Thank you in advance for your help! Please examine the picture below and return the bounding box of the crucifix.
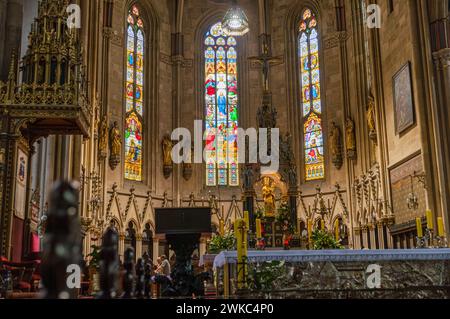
[248,35,283,93]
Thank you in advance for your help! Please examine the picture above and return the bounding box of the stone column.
[0,0,7,74]
[118,232,125,262]
[135,234,143,258]
[152,238,159,263]
[1,0,23,81]
[428,0,450,238]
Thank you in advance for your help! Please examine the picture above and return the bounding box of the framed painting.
[393,62,415,135]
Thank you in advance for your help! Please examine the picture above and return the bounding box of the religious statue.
[329,122,343,169]
[162,135,173,179]
[243,165,255,190]
[262,176,276,217]
[367,93,377,144]
[182,144,193,181]
[345,118,357,160]
[257,103,277,129]
[286,166,298,188]
[98,115,108,160]
[109,121,121,170]
[280,132,295,165]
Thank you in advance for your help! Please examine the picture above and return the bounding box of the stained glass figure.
[125,5,144,181]
[204,22,239,186]
[299,9,325,181]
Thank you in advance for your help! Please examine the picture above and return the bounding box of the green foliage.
[87,245,101,270]
[207,232,236,254]
[275,201,294,233]
[311,229,343,250]
[248,260,287,292]
[254,206,265,220]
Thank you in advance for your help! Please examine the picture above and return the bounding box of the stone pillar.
[428,1,450,239]
[152,238,159,263]
[0,0,7,74]
[288,190,298,233]
[118,232,125,262]
[1,0,23,81]
[135,234,143,259]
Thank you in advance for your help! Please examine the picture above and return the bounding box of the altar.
[212,249,450,299]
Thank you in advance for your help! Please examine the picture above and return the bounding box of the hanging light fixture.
[222,0,250,36]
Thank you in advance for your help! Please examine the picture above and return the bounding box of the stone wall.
[389,154,426,225]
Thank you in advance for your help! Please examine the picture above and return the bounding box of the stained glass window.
[125,5,144,181]
[204,22,239,187]
[299,9,325,181]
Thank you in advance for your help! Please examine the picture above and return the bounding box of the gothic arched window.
[204,22,239,187]
[124,5,144,181]
[299,9,325,181]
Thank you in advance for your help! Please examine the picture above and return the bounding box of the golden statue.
[262,176,276,217]
[345,118,357,160]
[329,121,343,169]
[109,121,121,170]
[162,135,173,178]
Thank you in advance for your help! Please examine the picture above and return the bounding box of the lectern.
[155,207,211,297]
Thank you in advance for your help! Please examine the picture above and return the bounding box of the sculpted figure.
[109,121,121,170]
[345,118,357,160]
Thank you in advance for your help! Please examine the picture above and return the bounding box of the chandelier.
[222,1,250,36]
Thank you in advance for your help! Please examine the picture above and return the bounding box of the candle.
[426,210,434,230]
[219,219,225,236]
[234,219,240,235]
[416,218,423,238]
[335,219,340,241]
[256,219,262,238]
[307,219,313,242]
[244,211,249,231]
[321,219,325,231]
[437,217,445,237]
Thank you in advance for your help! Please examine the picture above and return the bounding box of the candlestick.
[244,211,249,231]
[416,217,423,238]
[437,217,445,237]
[256,219,262,238]
[219,219,225,236]
[307,219,313,243]
[426,210,434,230]
[321,219,325,231]
[235,219,247,289]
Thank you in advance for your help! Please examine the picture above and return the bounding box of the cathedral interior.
[0,0,450,299]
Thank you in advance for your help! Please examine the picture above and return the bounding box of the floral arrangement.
[207,232,236,254]
[311,229,343,250]
[275,201,294,234]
